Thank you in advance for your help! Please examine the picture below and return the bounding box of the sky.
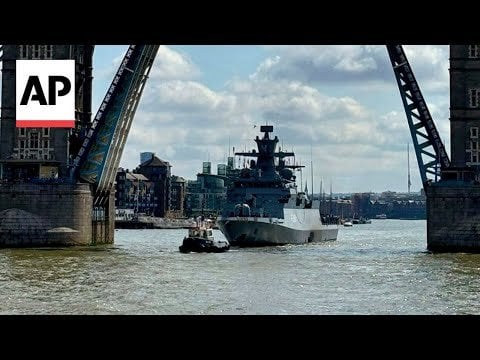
[3,45,451,193]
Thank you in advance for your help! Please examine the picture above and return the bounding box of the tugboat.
[179,218,230,253]
[217,125,339,246]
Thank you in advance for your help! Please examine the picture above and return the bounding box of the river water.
[1,219,480,314]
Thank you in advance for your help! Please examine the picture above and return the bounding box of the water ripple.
[1,220,480,314]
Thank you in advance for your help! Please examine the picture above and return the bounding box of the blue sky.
[90,45,450,193]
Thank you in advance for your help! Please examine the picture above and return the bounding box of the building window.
[19,128,26,136]
[471,127,479,139]
[43,140,49,148]
[30,133,39,148]
[469,89,480,108]
[43,128,50,136]
[19,140,25,149]
[469,45,480,58]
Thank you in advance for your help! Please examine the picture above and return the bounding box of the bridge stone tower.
[0,45,114,247]
[449,45,480,171]
[0,45,93,180]
[425,45,480,252]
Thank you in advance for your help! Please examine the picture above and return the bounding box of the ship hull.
[217,216,338,246]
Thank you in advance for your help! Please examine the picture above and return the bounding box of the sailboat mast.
[408,142,411,194]
[299,158,303,190]
[310,144,314,201]
[329,181,333,215]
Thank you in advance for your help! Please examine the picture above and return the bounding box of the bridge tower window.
[32,45,41,59]
[467,128,480,165]
[469,45,480,58]
[469,89,480,108]
[471,127,478,139]
[45,45,53,59]
[29,133,39,149]
[19,45,28,59]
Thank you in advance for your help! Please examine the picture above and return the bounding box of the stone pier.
[426,182,480,252]
[0,183,114,247]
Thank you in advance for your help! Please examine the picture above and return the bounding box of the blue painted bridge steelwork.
[71,45,159,205]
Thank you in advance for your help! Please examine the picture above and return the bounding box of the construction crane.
[386,45,450,188]
[70,45,160,205]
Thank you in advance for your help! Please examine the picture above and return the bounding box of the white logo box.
[16,60,75,128]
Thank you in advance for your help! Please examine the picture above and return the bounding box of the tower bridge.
[1,44,479,251]
[388,45,480,252]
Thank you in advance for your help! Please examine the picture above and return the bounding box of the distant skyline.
[3,45,451,193]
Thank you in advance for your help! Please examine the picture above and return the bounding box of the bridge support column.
[426,182,480,252]
[0,183,93,246]
[92,190,115,245]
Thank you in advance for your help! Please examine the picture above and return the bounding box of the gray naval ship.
[217,125,339,246]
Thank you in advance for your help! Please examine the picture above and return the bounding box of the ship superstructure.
[217,125,338,246]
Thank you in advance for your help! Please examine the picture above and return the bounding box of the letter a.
[20,76,47,105]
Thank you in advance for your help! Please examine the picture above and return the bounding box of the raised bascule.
[0,45,159,246]
[388,45,480,252]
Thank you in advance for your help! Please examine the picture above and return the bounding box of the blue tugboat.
[217,125,339,246]
[179,219,230,253]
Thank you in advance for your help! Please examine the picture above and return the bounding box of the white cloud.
[150,46,201,81]
[91,45,452,193]
[256,45,449,93]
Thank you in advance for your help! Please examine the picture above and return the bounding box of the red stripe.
[16,120,75,128]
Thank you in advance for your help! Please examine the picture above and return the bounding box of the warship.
[217,125,339,246]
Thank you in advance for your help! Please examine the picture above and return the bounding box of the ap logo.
[16,60,75,128]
